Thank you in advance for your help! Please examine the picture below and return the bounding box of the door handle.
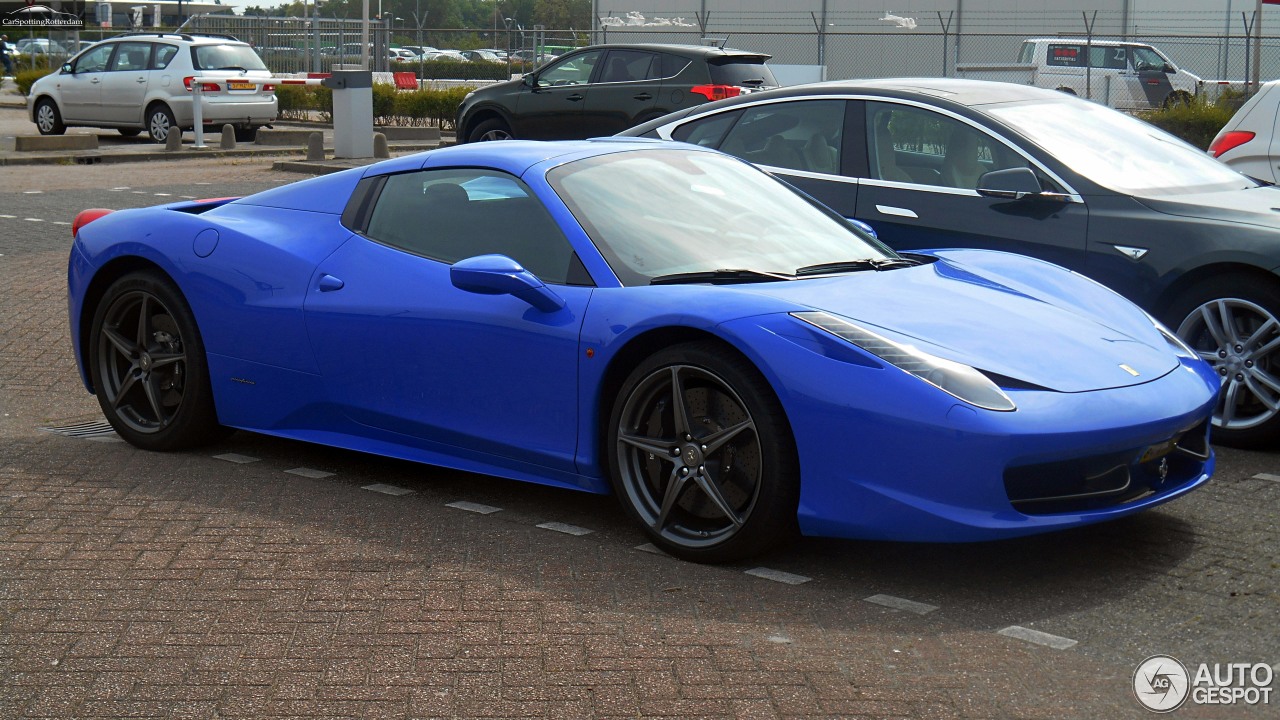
[875,204,919,219]
[90,78,100,84]
[633,92,653,100]
[136,77,147,83]
[317,274,344,292]
[566,94,584,102]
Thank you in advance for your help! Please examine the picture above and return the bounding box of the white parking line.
[1253,473,1280,483]
[362,483,414,496]
[445,500,502,514]
[131,191,147,194]
[212,453,260,464]
[536,522,594,536]
[153,193,172,197]
[111,187,130,191]
[52,221,70,226]
[997,626,1078,649]
[284,467,334,479]
[864,594,939,615]
[745,567,812,585]
[0,215,14,218]
[22,190,42,194]
[180,195,197,199]
[24,218,43,222]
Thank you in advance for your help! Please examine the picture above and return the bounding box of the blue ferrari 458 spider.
[68,139,1218,562]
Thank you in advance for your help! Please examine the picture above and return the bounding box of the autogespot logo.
[1134,655,1190,713]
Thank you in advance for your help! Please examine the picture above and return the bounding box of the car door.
[854,100,1090,271]
[580,49,660,135]
[514,49,603,139]
[303,168,594,473]
[57,43,114,122]
[100,41,153,123]
[1088,44,1140,108]
[707,98,858,214]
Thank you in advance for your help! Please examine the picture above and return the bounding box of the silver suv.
[28,32,277,143]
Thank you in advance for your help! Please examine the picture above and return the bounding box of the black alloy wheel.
[609,342,798,562]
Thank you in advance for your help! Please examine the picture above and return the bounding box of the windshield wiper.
[739,78,766,86]
[794,257,919,276]
[650,268,794,285]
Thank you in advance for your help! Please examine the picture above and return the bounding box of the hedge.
[16,67,54,96]
[276,83,475,129]
[1137,92,1241,150]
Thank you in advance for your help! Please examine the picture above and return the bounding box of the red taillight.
[71,208,113,237]
[183,76,221,92]
[262,83,276,92]
[690,84,743,102]
[1209,130,1256,158]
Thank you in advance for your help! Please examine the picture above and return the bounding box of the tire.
[468,117,513,143]
[34,98,65,135]
[607,342,799,562]
[1165,276,1280,448]
[1163,91,1193,109]
[88,272,227,451]
[146,104,178,143]
[118,128,142,137]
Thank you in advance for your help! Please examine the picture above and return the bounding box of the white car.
[1210,79,1280,183]
[28,33,277,142]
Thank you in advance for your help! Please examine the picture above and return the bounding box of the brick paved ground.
[0,157,1276,718]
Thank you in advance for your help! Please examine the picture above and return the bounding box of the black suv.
[455,43,776,143]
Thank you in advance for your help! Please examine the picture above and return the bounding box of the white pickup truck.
[957,38,1232,110]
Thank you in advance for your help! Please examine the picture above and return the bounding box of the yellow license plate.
[228,81,255,90]
[1140,438,1178,463]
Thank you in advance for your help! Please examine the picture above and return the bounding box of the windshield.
[193,44,269,72]
[986,99,1254,196]
[547,149,895,286]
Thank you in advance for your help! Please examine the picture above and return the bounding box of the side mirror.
[1164,63,1176,74]
[450,254,565,313]
[61,62,73,73]
[976,167,1042,200]
[521,74,535,88]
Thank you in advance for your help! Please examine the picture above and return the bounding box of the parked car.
[389,48,417,62]
[458,49,502,63]
[956,38,1224,110]
[1210,79,1280,183]
[28,32,276,143]
[475,47,509,60]
[624,78,1280,447]
[400,45,439,57]
[15,38,70,56]
[457,43,777,143]
[67,140,1216,561]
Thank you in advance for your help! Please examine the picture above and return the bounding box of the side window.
[536,50,602,87]
[1018,42,1034,64]
[73,44,114,73]
[866,102,1029,190]
[110,42,153,72]
[1046,44,1085,67]
[152,44,179,70]
[718,100,844,174]
[364,169,589,285]
[1088,46,1127,70]
[652,52,691,80]
[671,109,743,148]
[598,50,655,84]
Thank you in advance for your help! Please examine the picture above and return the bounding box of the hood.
[740,254,1178,393]
[1135,184,1280,230]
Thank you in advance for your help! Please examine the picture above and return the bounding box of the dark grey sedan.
[623,78,1280,448]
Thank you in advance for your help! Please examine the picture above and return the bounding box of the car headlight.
[792,311,1017,412]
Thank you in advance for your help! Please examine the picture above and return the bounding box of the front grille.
[1004,420,1209,515]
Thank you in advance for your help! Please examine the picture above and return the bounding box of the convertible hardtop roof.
[364,137,690,178]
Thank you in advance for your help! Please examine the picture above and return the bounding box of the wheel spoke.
[700,419,754,455]
[102,326,137,358]
[1243,316,1279,352]
[655,470,690,531]
[142,374,166,425]
[1199,303,1230,347]
[1247,333,1280,362]
[1249,365,1280,398]
[1215,301,1243,345]
[669,367,693,438]
[135,295,151,348]
[1220,378,1242,425]
[692,471,743,528]
[112,371,139,410]
[1243,373,1280,412]
[148,351,185,370]
[618,431,673,459]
